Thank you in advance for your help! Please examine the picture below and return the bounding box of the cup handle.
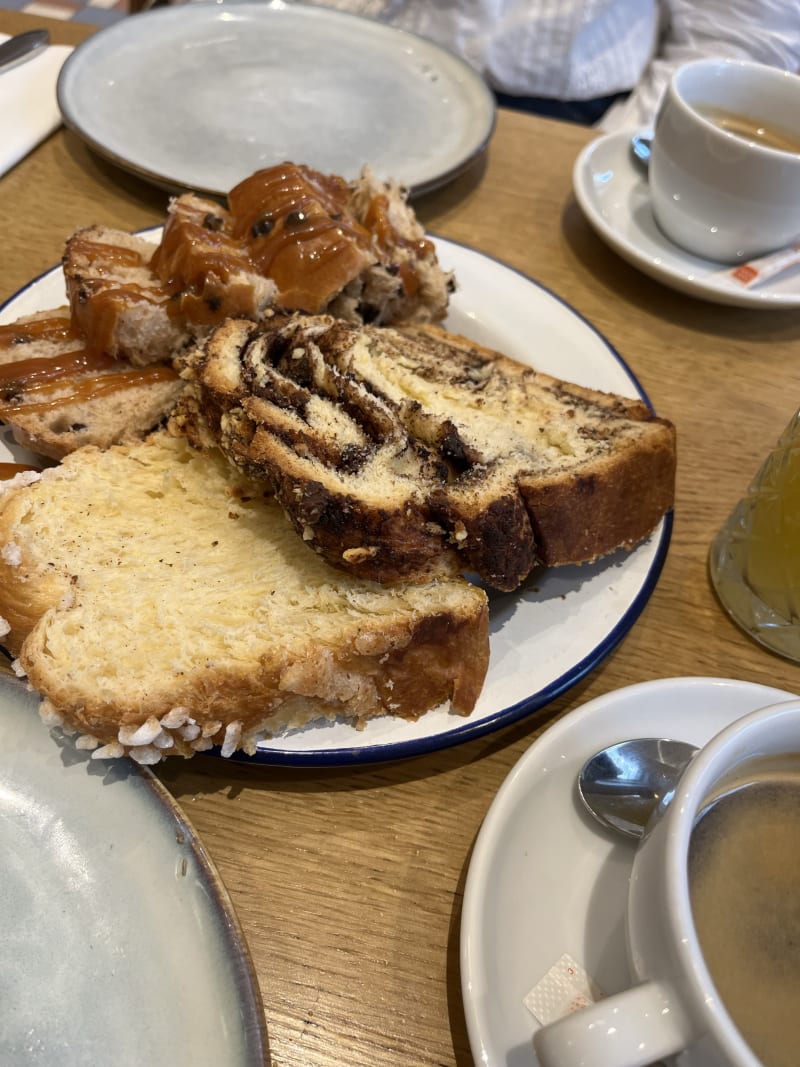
[532,980,697,1067]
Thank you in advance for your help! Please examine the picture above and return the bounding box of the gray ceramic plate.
[0,674,268,1065]
[56,0,496,197]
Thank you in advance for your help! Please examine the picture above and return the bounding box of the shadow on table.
[445,830,482,1067]
[412,150,490,230]
[154,666,600,804]
[61,128,173,210]
[61,124,491,221]
[444,804,544,1067]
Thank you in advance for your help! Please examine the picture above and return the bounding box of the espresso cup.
[649,58,800,262]
[533,698,800,1067]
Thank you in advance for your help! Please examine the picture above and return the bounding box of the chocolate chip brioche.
[177,315,676,591]
[0,432,488,763]
[0,308,184,460]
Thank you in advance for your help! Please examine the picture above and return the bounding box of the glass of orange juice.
[709,409,800,661]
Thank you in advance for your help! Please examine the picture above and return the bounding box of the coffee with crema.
[688,753,800,1067]
[696,104,800,154]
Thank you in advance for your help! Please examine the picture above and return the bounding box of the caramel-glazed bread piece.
[150,191,278,326]
[222,163,452,324]
[62,221,276,366]
[0,308,183,460]
[0,432,489,763]
[63,226,191,366]
[63,164,451,370]
[178,315,676,591]
[154,163,451,325]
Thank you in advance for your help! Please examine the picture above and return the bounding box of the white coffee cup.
[649,58,800,263]
[532,697,800,1067]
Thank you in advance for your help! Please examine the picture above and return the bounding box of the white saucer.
[573,130,800,308]
[460,676,799,1066]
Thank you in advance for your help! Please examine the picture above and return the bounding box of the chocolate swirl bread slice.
[0,432,488,763]
[0,308,184,460]
[177,315,676,591]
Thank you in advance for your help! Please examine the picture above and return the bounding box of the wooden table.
[3,12,800,1067]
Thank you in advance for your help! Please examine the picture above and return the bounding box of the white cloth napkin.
[0,34,73,178]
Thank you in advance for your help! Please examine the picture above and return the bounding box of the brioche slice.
[0,307,184,460]
[0,432,489,763]
[177,315,676,591]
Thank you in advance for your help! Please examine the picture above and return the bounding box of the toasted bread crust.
[519,427,677,565]
[180,315,676,590]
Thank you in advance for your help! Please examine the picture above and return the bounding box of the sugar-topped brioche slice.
[177,315,676,591]
[0,432,488,763]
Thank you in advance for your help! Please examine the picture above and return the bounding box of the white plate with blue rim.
[0,674,267,1065]
[56,0,496,198]
[0,233,672,766]
[573,129,800,308]
[461,676,800,1067]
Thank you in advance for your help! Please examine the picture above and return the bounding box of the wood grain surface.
[3,12,800,1067]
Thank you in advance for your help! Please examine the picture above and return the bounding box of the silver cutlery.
[631,132,653,168]
[0,29,50,74]
[577,736,698,839]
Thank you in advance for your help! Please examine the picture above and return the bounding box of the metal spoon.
[631,133,652,169]
[0,29,50,74]
[577,737,698,840]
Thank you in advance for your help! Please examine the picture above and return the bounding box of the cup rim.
[668,58,800,161]
[663,697,800,1065]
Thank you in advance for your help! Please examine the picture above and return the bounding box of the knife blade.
[0,29,50,74]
